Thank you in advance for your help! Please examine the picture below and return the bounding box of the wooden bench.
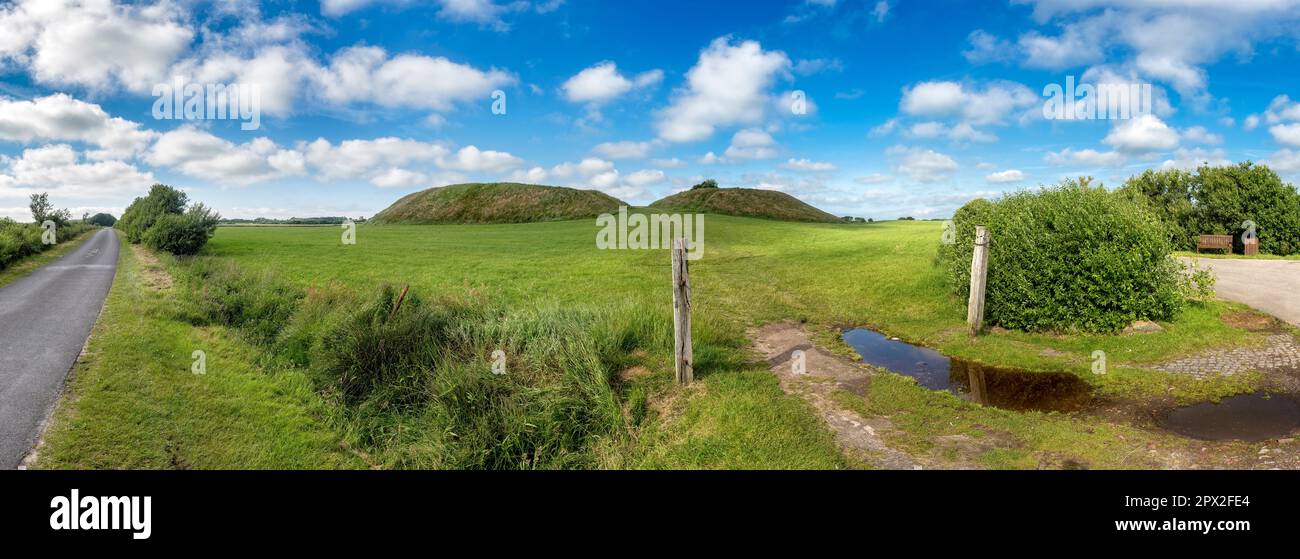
[1196,234,1233,253]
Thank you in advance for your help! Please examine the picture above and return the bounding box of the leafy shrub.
[939,178,1184,333]
[143,204,220,255]
[0,218,92,271]
[690,179,718,190]
[1179,259,1217,305]
[120,185,221,255]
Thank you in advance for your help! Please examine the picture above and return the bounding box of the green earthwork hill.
[648,187,839,223]
[370,182,627,224]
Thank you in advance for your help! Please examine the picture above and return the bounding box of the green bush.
[142,204,220,256]
[120,185,221,255]
[939,179,1184,333]
[0,218,92,271]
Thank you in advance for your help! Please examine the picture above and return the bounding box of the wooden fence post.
[967,225,989,335]
[671,238,694,384]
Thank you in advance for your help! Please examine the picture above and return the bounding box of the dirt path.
[751,322,923,469]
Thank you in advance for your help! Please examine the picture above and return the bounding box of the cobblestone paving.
[1154,334,1300,378]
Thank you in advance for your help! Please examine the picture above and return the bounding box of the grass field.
[35,216,1283,469]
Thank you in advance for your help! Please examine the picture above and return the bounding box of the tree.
[29,192,71,226]
[117,184,189,243]
[87,213,117,227]
[690,179,719,190]
[1120,162,1300,255]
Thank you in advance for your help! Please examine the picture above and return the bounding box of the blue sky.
[2,0,1300,221]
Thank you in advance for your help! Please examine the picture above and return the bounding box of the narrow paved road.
[1181,256,1300,327]
[0,229,118,468]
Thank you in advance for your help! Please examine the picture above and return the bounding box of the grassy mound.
[370,182,626,224]
[648,188,839,223]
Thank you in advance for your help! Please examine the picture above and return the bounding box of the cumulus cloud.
[0,144,154,197]
[302,137,448,180]
[1103,114,1179,153]
[0,94,155,159]
[438,145,522,173]
[562,62,662,104]
[1044,147,1126,167]
[1161,147,1231,170]
[655,37,791,142]
[592,140,654,159]
[897,80,1037,134]
[723,128,779,160]
[783,158,836,172]
[147,126,304,185]
[999,1,1300,101]
[887,145,958,182]
[0,0,193,93]
[311,45,516,113]
[985,169,1025,183]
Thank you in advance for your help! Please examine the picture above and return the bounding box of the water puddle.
[841,328,1092,413]
[1161,393,1300,442]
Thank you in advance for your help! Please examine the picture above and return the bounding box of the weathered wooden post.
[671,237,694,384]
[966,225,989,335]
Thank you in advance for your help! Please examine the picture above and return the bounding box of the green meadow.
[35,216,1277,469]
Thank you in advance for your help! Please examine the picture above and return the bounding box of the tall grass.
[175,257,704,469]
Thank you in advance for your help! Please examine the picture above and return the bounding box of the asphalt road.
[1181,256,1300,327]
[0,228,118,469]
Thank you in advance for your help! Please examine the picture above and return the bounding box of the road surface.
[0,229,118,469]
[1182,256,1300,327]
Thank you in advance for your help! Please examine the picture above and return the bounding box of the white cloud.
[561,61,662,104]
[593,140,653,159]
[0,0,193,93]
[652,157,687,168]
[723,128,779,160]
[1044,147,1126,167]
[655,37,791,142]
[1266,149,1300,173]
[887,145,958,182]
[312,45,516,113]
[1181,125,1222,145]
[1103,114,1179,153]
[0,94,155,159]
[906,121,997,142]
[899,80,1037,126]
[1269,124,1300,147]
[321,0,554,30]
[438,145,522,173]
[1244,114,1261,130]
[0,144,154,198]
[1161,147,1230,170]
[986,169,1025,183]
[303,137,448,180]
[783,158,836,171]
[872,1,890,22]
[625,169,666,187]
[1009,1,1300,100]
[147,126,304,185]
[370,168,429,188]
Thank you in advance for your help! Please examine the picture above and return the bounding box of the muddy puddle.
[841,328,1092,413]
[1161,393,1300,441]
[842,326,1300,441]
